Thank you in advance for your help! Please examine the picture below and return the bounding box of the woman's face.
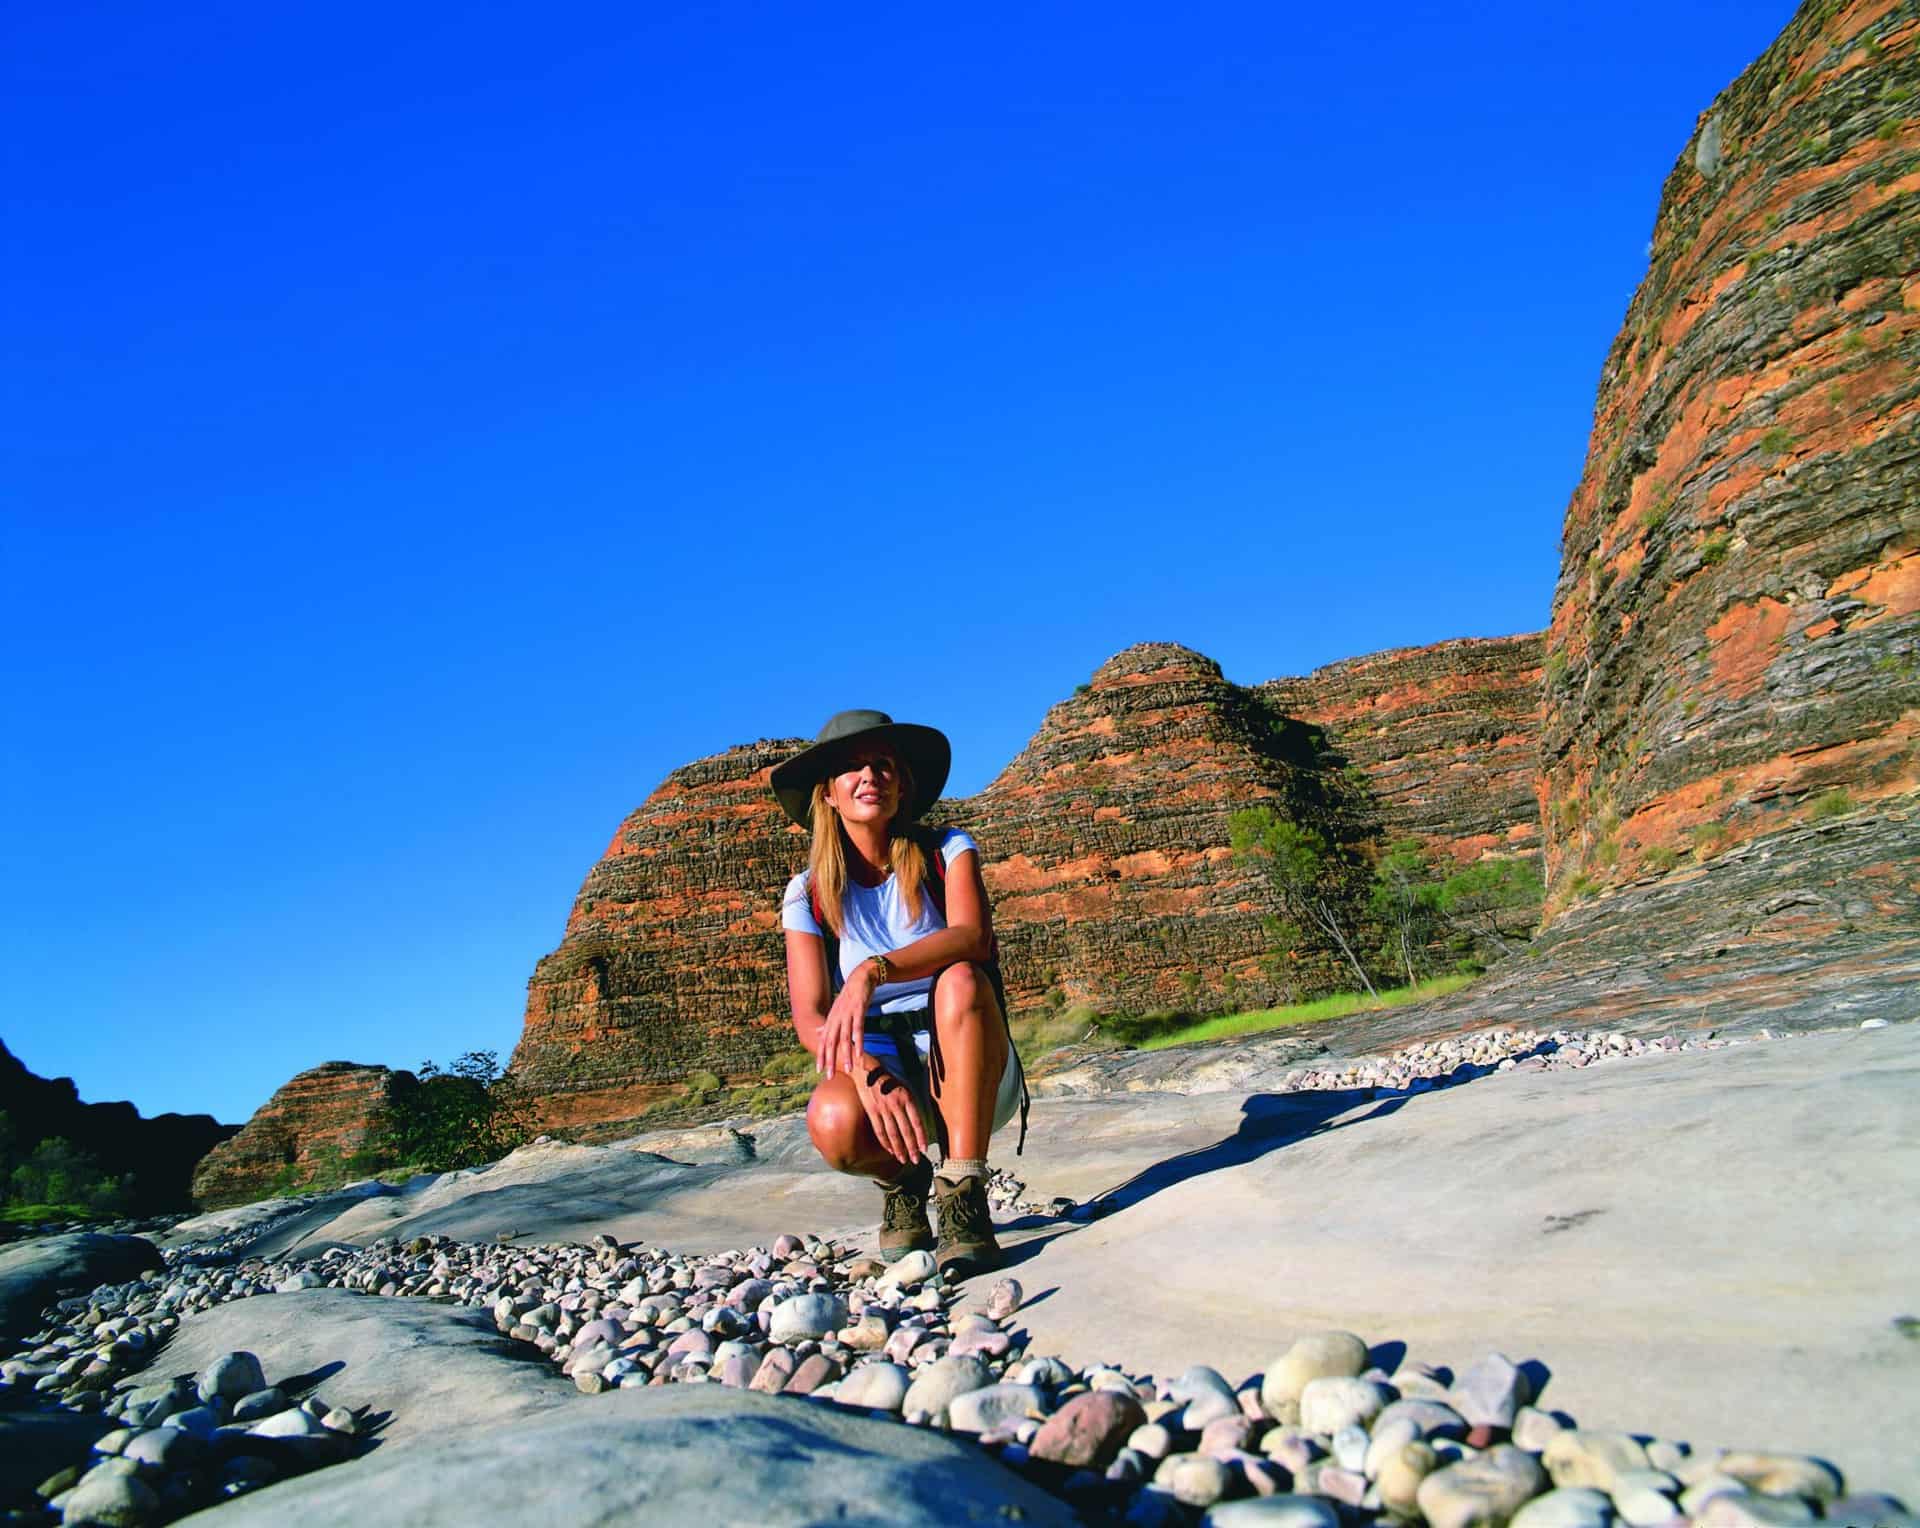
[825,745,903,829]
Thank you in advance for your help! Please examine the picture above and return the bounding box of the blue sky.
[3,1,1797,1124]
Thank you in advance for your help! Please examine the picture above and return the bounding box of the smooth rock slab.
[202,1385,1076,1527]
[0,1413,115,1500]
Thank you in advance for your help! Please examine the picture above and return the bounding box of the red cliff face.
[1542,0,1919,912]
[506,638,1547,1133]
[189,1062,411,1210]
[507,740,812,1132]
[1257,634,1545,870]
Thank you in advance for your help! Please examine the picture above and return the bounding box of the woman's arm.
[785,928,833,1061]
[873,846,993,981]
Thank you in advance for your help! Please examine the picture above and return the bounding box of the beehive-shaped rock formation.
[190,1062,412,1209]
[1542,0,1918,905]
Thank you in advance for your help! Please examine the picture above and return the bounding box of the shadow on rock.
[1092,1087,1411,1214]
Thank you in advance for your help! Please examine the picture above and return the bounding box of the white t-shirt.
[781,828,980,1033]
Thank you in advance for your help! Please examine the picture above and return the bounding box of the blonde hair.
[806,755,928,937]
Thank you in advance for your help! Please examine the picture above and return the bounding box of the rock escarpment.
[509,741,811,1132]
[0,1041,234,1216]
[507,638,1547,1133]
[190,1063,413,1210]
[1256,634,1546,869]
[1541,0,1918,912]
[967,643,1358,1018]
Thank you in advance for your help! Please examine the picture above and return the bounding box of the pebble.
[1418,1445,1550,1528]
[901,1356,995,1424]
[1695,1495,1818,1528]
[1713,1452,1843,1502]
[1157,1452,1234,1508]
[1301,1377,1392,1436]
[1512,1406,1566,1452]
[1375,1398,1469,1441]
[1201,1496,1342,1528]
[830,1360,908,1411]
[1378,1439,1441,1516]
[1544,1432,1651,1491]
[986,1278,1024,1320]
[947,1383,1047,1435]
[1260,1332,1369,1420]
[1030,1390,1148,1469]
[61,1464,161,1526]
[1172,1364,1244,1429]
[768,1292,845,1343]
[877,1250,936,1291]
[195,1351,266,1405]
[1510,1488,1617,1528]
[1452,1353,1530,1429]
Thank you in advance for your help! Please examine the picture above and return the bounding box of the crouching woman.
[771,709,1024,1279]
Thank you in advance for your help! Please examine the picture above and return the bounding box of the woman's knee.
[805,1078,865,1172]
[932,961,992,1021]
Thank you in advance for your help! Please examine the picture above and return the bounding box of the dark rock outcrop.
[0,1041,235,1216]
[189,1063,413,1210]
[0,1233,164,1345]
[1541,0,1919,912]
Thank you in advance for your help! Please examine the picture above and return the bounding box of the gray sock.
[936,1156,987,1185]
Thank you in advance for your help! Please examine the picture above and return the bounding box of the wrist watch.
[869,953,892,986]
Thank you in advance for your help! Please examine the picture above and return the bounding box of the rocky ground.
[0,1017,1914,1525]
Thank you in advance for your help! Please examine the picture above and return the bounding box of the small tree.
[1369,838,1442,987]
[1230,807,1377,997]
[1436,858,1544,957]
[387,1051,538,1173]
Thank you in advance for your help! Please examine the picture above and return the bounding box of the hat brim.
[769,722,951,828]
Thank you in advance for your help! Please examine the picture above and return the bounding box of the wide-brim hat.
[769,709,952,828]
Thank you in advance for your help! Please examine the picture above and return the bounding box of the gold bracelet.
[870,953,892,985]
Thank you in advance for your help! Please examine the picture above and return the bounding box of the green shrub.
[383,1052,538,1174]
[1808,788,1854,820]
[1643,845,1682,872]
[1760,427,1795,455]
[1692,823,1731,861]
[1700,532,1732,566]
[684,1070,722,1094]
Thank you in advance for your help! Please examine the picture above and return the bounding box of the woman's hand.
[855,1060,928,1167]
[816,959,882,1081]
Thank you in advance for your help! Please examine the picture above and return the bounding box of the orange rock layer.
[1541,0,1920,910]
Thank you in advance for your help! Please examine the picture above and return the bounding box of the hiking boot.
[878,1156,934,1263]
[933,1173,1002,1280]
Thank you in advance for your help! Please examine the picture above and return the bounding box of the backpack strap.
[919,828,1031,1157]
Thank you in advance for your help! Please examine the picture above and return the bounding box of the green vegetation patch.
[1134,975,1476,1053]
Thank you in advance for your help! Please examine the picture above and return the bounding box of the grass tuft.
[1133,975,1475,1053]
